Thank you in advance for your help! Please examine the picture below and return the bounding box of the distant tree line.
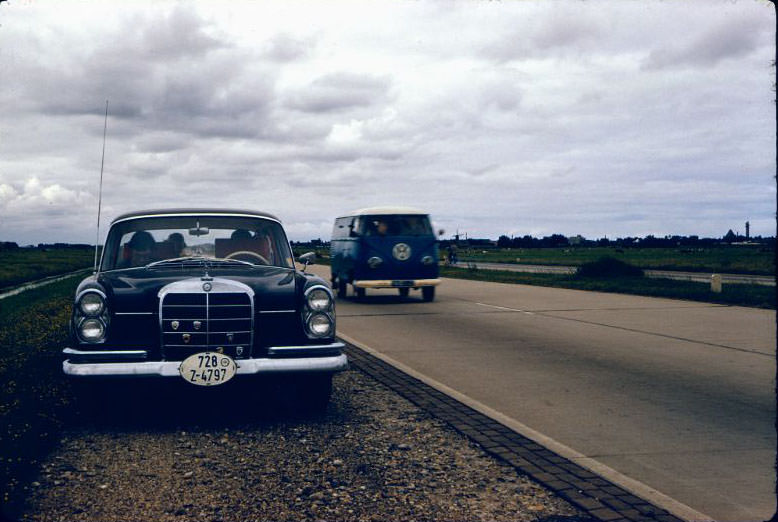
[0,242,93,251]
[36,243,93,250]
[492,231,774,249]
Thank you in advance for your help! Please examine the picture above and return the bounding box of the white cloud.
[0,0,773,244]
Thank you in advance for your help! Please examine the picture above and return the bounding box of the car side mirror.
[298,251,316,271]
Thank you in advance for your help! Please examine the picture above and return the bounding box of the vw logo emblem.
[392,243,411,261]
[202,282,212,292]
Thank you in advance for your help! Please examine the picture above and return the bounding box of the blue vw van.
[330,207,441,301]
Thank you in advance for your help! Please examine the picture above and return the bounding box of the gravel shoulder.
[22,369,585,521]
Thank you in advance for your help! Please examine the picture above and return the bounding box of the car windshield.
[360,215,433,237]
[101,215,294,270]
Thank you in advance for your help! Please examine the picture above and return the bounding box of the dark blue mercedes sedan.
[63,209,346,411]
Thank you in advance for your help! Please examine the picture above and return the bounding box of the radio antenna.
[93,100,108,274]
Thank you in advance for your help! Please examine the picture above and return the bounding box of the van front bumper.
[353,278,441,289]
[62,344,348,377]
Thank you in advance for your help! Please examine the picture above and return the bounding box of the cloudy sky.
[0,0,774,244]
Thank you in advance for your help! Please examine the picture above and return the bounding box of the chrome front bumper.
[62,343,348,377]
[353,278,441,289]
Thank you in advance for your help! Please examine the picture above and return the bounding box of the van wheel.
[337,277,347,298]
[398,288,409,297]
[422,287,435,302]
[355,287,366,299]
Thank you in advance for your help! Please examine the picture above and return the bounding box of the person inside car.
[120,230,156,268]
[166,232,186,257]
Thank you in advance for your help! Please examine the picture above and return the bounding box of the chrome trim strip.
[63,347,148,360]
[164,344,248,348]
[114,312,155,316]
[163,314,251,318]
[63,354,348,377]
[258,310,296,314]
[163,330,251,335]
[163,304,250,307]
[111,213,283,227]
[267,342,344,355]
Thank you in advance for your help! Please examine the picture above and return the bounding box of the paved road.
[465,261,776,286]
[311,266,776,522]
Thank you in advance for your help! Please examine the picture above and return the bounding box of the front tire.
[355,286,366,299]
[337,277,347,298]
[422,286,435,302]
[297,374,333,414]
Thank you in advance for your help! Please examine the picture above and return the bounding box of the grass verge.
[440,266,776,309]
[459,246,775,275]
[0,248,93,289]
[0,277,79,518]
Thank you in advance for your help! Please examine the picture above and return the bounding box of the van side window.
[332,217,353,240]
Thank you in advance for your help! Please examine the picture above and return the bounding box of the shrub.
[577,256,644,278]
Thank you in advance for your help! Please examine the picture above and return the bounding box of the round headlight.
[307,313,333,337]
[79,292,105,316]
[307,288,331,311]
[79,318,105,342]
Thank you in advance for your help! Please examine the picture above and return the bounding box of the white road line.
[338,331,715,522]
[0,269,90,300]
[474,302,535,314]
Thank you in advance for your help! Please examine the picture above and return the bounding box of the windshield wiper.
[145,256,209,269]
[146,257,256,269]
[208,258,255,267]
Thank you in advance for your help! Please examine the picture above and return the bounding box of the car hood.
[97,266,298,313]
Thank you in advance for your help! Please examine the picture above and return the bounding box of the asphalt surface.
[465,262,776,286]
[311,266,776,522]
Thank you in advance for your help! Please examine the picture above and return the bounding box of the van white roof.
[344,206,428,217]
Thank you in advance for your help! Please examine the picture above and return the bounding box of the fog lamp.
[79,318,105,342]
[307,313,333,338]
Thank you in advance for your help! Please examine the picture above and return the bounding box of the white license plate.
[179,352,237,386]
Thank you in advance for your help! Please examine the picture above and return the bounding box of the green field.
[0,277,79,514]
[456,246,775,275]
[0,248,94,289]
[440,266,775,309]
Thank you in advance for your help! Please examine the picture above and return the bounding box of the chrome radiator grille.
[159,278,254,361]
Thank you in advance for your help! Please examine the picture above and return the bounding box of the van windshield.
[360,215,433,237]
